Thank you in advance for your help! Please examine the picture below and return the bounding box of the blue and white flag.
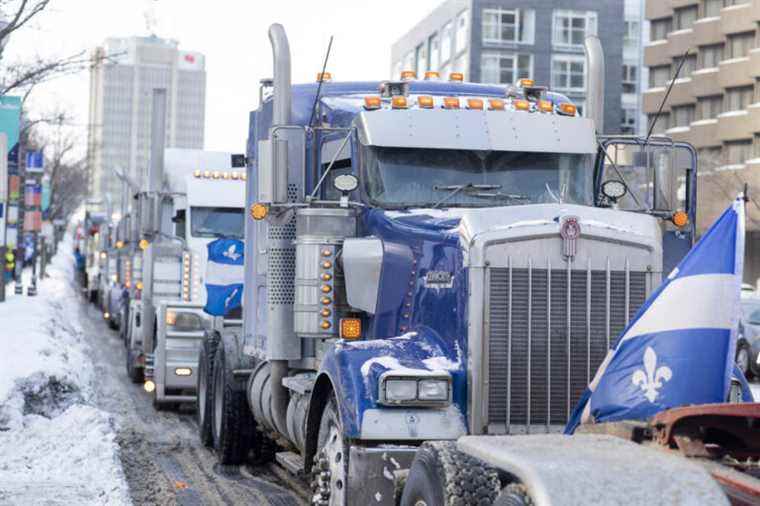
[204,238,244,317]
[566,197,747,434]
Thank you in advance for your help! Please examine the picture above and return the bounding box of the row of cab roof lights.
[193,170,247,180]
[313,72,578,117]
[363,94,577,116]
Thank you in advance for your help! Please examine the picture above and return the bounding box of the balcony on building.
[646,2,672,20]
[750,48,760,77]
[665,125,692,143]
[691,67,722,96]
[693,16,722,46]
[720,3,757,35]
[717,110,753,141]
[718,57,754,88]
[642,86,668,115]
[689,118,720,148]
[666,28,695,58]
[644,39,671,67]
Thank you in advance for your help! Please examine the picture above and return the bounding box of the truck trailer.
[197,25,698,505]
[123,89,246,409]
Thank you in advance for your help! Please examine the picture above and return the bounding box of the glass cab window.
[190,207,244,239]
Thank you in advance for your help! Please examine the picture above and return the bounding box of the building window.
[671,105,695,127]
[674,6,698,30]
[725,140,752,165]
[455,10,469,54]
[724,85,753,111]
[429,33,440,71]
[482,8,535,44]
[622,64,637,93]
[727,32,754,59]
[724,0,750,6]
[650,18,672,41]
[674,54,697,75]
[624,20,640,44]
[441,21,453,64]
[552,10,597,48]
[703,0,722,17]
[698,44,723,69]
[754,133,760,159]
[648,113,670,134]
[481,53,533,84]
[622,107,637,133]
[415,43,428,75]
[551,54,585,92]
[697,95,723,119]
[649,65,671,87]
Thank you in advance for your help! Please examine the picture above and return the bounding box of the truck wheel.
[197,334,220,447]
[211,340,253,464]
[736,342,752,380]
[126,348,144,384]
[400,441,501,506]
[310,395,349,506]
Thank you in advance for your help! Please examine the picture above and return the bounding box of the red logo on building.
[184,54,195,64]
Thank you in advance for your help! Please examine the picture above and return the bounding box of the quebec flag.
[566,197,748,434]
[204,238,244,317]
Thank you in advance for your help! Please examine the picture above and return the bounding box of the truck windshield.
[362,146,594,209]
[190,207,244,239]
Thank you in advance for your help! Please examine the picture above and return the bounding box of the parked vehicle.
[738,298,760,379]
[123,89,246,409]
[195,26,698,504]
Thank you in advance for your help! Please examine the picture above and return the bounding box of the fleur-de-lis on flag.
[632,347,672,403]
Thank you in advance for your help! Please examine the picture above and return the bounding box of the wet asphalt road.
[78,299,307,506]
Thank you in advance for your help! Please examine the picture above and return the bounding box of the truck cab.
[200,25,698,505]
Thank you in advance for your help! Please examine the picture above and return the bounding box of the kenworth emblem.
[424,271,453,289]
[559,216,581,259]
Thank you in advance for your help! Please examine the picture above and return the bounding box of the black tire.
[400,441,501,506]
[126,348,144,384]
[211,340,253,464]
[310,395,349,505]
[736,341,753,380]
[197,333,220,447]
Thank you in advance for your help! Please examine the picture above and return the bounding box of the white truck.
[124,89,246,410]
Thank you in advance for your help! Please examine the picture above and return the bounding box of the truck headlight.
[418,379,449,401]
[379,372,451,406]
[385,379,418,402]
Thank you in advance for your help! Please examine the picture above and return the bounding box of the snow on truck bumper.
[347,445,417,505]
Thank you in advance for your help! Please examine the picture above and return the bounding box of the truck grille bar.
[487,262,646,433]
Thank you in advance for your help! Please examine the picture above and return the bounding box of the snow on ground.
[0,232,130,505]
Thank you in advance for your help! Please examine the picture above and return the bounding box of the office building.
[87,36,206,213]
[391,0,626,133]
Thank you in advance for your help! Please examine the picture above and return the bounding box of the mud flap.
[346,445,417,505]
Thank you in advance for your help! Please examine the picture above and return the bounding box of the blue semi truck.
[195,24,697,505]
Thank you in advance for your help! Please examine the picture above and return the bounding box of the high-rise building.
[390,0,626,133]
[622,0,649,135]
[87,36,206,214]
[642,1,760,227]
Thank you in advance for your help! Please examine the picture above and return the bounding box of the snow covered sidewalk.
[0,234,130,505]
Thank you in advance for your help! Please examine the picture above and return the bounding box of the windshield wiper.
[431,183,502,209]
[467,191,530,201]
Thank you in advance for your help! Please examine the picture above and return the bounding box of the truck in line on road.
[196,25,698,505]
[122,89,246,410]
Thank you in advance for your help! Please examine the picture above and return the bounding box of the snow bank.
[0,232,130,505]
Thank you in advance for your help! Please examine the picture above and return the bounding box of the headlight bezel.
[378,371,452,407]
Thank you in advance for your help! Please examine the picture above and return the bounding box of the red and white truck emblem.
[560,216,581,259]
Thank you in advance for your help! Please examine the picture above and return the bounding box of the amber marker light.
[316,72,332,82]
[538,100,554,113]
[467,98,484,110]
[322,260,333,269]
[321,285,332,293]
[672,210,689,228]
[517,78,535,88]
[488,99,506,111]
[321,321,332,330]
[400,70,417,80]
[340,318,362,340]
[559,103,577,116]
[116,240,124,249]
[136,281,144,290]
[449,72,464,82]
[513,99,530,111]
[144,380,156,393]
[139,239,149,251]
[364,96,382,110]
[391,96,408,109]
[443,97,460,109]
[320,308,332,317]
[250,203,268,220]
[321,297,332,305]
[424,71,440,80]
[417,96,434,109]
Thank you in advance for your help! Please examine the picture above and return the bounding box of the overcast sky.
[10,0,442,155]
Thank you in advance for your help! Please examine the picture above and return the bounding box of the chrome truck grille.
[485,263,646,433]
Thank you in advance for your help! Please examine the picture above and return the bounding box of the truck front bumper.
[347,445,417,505]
